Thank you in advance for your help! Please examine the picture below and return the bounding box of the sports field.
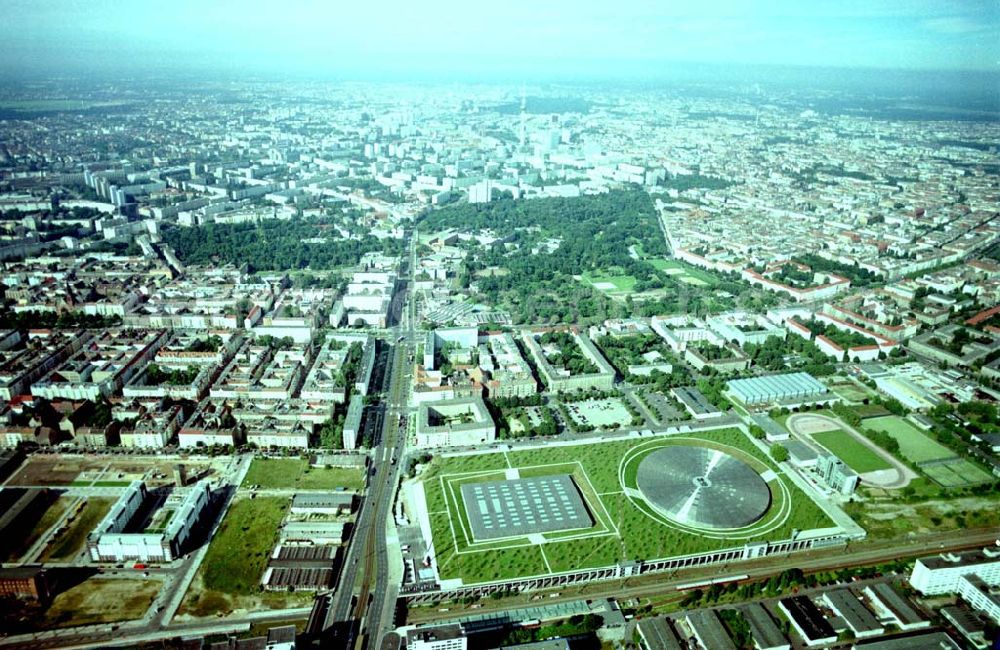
[864,416,955,464]
[420,428,835,585]
[812,430,891,474]
[580,271,637,293]
[826,381,874,404]
[922,460,994,488]
[648,259,718,287]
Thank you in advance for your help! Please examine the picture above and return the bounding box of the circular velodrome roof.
[636,445,771,530]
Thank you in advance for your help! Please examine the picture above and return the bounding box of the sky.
[1,0,998,78]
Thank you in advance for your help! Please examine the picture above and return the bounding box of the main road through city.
[317,231,417,649]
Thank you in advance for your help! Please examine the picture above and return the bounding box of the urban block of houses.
[414,396,496,448]
[31,329,168,401]
[521,328,615,393]
[743,261,851,303]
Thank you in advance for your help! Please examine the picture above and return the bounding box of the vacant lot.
[242,458,364,491]
[44,578,159,628]
[865,416,955,464]
[812,430,892,474]
[201,496,287,594]
[179,496,316,618]
[40,498,114,562]
[7,457,83,486]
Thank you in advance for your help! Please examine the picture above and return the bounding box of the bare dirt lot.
[44,578,160,628]
[6,455,226,487]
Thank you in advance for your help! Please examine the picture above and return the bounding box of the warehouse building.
[290,492,355,516]
[726,372,835,408]
[778,596,836,647]
[262,544,339,592]
[863,582,930,632]
[820,589,883,638]
[741,603,790,650]
[636,615,683,650]
[279,521,345,545]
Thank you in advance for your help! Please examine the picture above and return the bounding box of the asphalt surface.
[319,232,416,649]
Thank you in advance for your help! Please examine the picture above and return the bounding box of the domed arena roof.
[636,445,771,530]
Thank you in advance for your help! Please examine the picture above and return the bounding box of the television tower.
[519,85,527,149]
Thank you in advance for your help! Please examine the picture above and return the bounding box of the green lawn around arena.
[420,427,835,585]
[812,429,892,473]
[864,416,955,464]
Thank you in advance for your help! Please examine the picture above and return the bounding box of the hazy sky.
[2,0,998,77]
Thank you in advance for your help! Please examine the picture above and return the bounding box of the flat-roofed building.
[671,385,723,420]
[956,574,1000,624]
[862,582,930,632]
[685,610,736,650]
[636,615,683,650]
[778,596,836,647]
[415,396,495,448]
[940,605,989,650]
[910,548,1000,595]
[521,328,615,394]
[852,630,961,650]
[727,372,834,409]
[406,623,467,650]
[88,480,211,563]
[262,544,339,592]
[290,492,355,515]
[741,603,790,650]
[0,567,48,601]
[279,521,345,545]
[821,589,883,639]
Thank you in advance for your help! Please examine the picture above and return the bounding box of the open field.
[420,428,835,585]
[241,458,365,491]
[579,271,637,293]
[812,430,892,474]
[179,495,314,618]
[864,416,955,464]
[39,498,114,561]
[44,578,159,628]
[1,495,72,562]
